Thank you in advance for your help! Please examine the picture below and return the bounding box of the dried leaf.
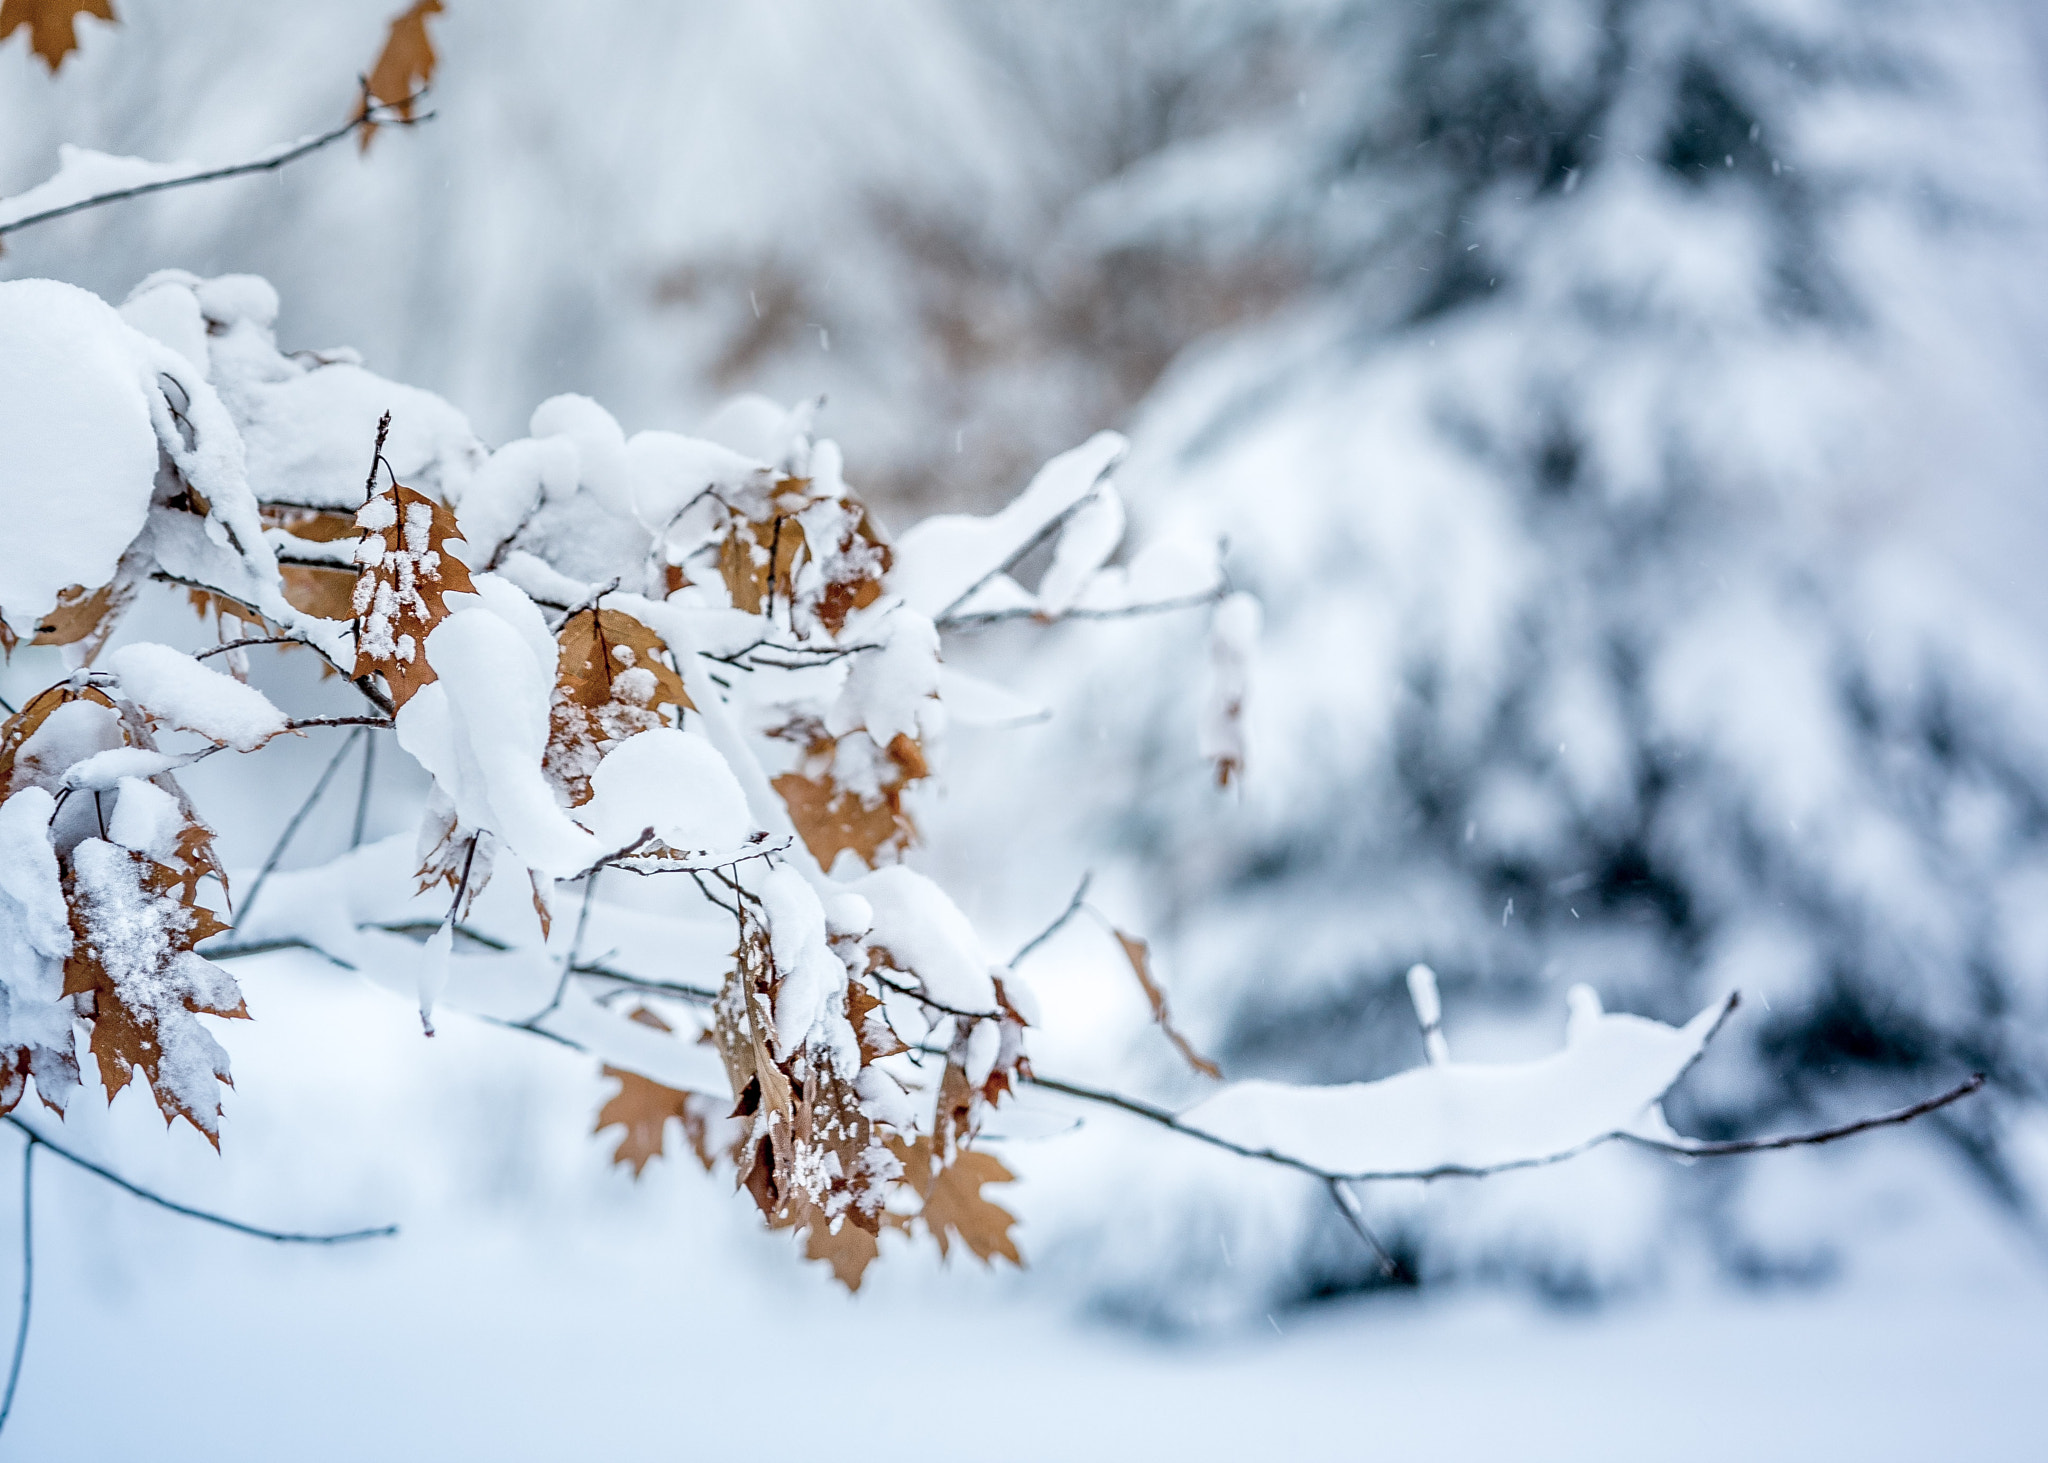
[807,503,891,636]
[530,869,554,941]
[772,770,913,870]
[846,979,908,1065]
[800,1209,909,1293]
[263,506,363,621]
[62,839,245,1148]
[351,479,474,710]
[718,514,806,616]
[714,923,795,1212]
[544,606,691,806]
[1113,928,1221,1080]
[0,0,114,72]
[0,683,116,798]
[770,729,926,870]
[415,811,490,916]
[359,0,442,151]
[186,588,270,638]
[32,582,117,646]
[893,1135,1021,1267]
[596,1065,697,1177]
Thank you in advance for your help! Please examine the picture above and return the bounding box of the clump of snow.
[397,605,602,879]
[0,280,161,636]
[103,776,183,859]
[828,607,940,750]
[891,431,1127,617]
[579,728,754,857]
[759,866,856,1065]
[109,642,290,751]
[1178,989,1730,1178]
[849,865,998,1015]
[1037,483,1126,615]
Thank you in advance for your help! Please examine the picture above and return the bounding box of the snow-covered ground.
[0,952,2038,1460]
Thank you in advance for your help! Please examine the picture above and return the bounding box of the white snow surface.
[397,606,601,879]
[1180,988,1728,1177]
[0,787,76,1064]
[108,642,289,751]
[891,431,1127,617]
[578,728,755,859]
[0,136,331,232]
[849,865,999,1015]
[0,280,161,635]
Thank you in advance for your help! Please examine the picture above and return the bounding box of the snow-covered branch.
[0,90,432,241]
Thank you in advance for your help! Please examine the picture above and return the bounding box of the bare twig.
[0,90,434,240]
[0,1141,32,1438]
[1327,1176,1414,1284]
[350,732,376,849]
[222,726,364,929]
[1008,873,1092,968]
[939,584,1229,633]
[870,969,1002,1023]
[515,871,602,1031]
[194,636,302,661]
[1,1118,397,1245]
[1625,1075,1988,1157]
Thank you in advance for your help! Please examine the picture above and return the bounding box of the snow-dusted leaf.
[63,836,245,1147]
[544,605,691,807]
[352,477,475,709]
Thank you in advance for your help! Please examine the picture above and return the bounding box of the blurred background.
[4,1,2048,1456]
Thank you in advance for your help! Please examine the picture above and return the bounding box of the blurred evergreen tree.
[995,0,2048,1316]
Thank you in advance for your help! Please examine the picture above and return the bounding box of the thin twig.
[226,727,363,929]
[287,715,392,731]
[1624,1075,1988,1157]
[1326,1176,1414,1284]
[933,476,1121,625]
[0,91,433,240]
[0,1140,32,1437]
[1008,873,1092,968]
[939,585,1228,633]
[193,636,302,661]
[549,577,622,633]
[350,732,376,849]
[1020,1066,1987,1184]
[515,872,602,1030]
[1,1118,397,1245]
[870,970,1002,1023]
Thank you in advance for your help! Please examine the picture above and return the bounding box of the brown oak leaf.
[892,1134,1021,1267]
[1112,928,1222,1080]
[544,606,691,806]
[359,0,443,152]
[0,0,114,73]
[770,727,926,870]
[261,506,362,622]
[351,478,474,710]
[62,838,246,1148]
